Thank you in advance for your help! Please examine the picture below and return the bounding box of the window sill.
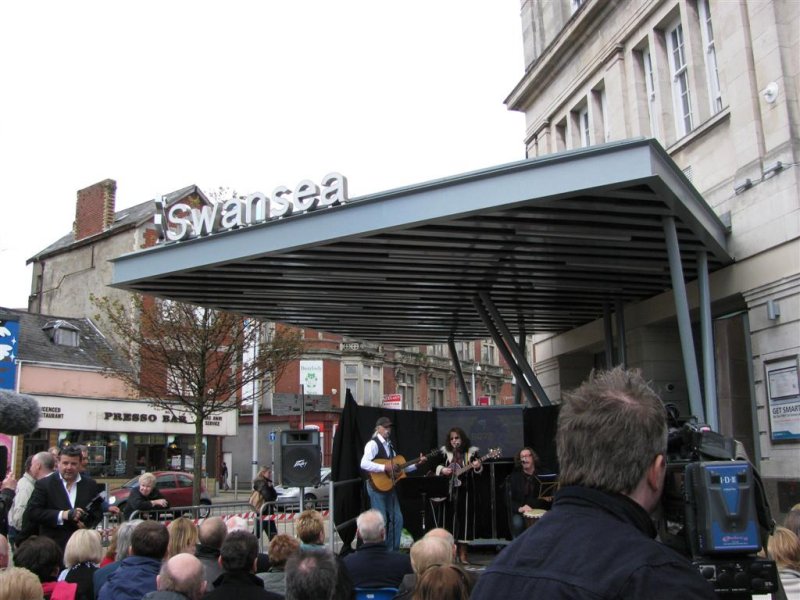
[666,107,731,154]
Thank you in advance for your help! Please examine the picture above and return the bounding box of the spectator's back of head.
[413,564,473,600]
[356,509,385,544]
[220,531,259,574]
[410,536,452,575]
[0,534,8,569]
[198,516,227,549]
[167,517,198,558]
[0,566,43,600]
[131,521,169,560]
[63,529,103,568]
[557,367,667,495]
[295,510,325,545]
[285,549,338,600]
[157,553,207,600]
[116,519,143,560]
[423,528,456,562]
[785,504,800,539]
[768,526,800,570]
[268,534,301,569]
[33,451,55,474]
[14,536,63,582]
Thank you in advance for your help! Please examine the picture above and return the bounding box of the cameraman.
[473,367,716,599]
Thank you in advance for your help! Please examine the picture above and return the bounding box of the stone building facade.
[508,0,799,515]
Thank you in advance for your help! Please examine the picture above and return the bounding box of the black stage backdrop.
[331,391,559,551]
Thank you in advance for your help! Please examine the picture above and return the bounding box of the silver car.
[274,467,331,511]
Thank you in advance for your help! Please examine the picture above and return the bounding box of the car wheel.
[303,493,317,510]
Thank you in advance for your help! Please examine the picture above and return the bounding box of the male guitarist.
[360,416,428,552]
[435,427,483,564]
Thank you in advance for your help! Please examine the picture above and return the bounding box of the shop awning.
[111,139,732,346]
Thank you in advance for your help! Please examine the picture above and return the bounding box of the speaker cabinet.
[281,429,321,487]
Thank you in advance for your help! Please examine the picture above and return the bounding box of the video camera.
[658,406,780,598]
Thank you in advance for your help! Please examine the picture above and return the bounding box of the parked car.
[108,471,212,517]
[274,467,331,511]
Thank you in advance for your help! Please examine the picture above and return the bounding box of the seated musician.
[506,447,553,538]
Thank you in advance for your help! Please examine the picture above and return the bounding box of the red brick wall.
[74,179,116,241]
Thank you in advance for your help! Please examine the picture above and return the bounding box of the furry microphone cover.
[0,388,41,435]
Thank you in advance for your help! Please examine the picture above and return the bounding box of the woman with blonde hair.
[0,566,44,600]
[768,526,800,596]
[167,516,199,558]
[124,472,169,520]
[58,529,103,600]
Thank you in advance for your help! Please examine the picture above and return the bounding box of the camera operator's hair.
[557,367,667,494]
[220,531,258,573]
[285,549,338,600]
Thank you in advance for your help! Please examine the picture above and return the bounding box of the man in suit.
[342,509,412,589]
[24,445,104,551]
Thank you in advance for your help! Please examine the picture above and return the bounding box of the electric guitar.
[369,448,442,493]
[447,447,502,496]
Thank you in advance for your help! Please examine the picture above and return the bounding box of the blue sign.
[269,430,277,442]
[0,320,20,390]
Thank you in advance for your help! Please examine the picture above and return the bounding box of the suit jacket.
[24,472,103,550]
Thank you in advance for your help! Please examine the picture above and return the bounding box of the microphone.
[0,389,41,435]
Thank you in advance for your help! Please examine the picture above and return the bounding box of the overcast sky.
[0,2,526,310]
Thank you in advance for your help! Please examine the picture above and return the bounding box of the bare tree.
[91,293,305,504]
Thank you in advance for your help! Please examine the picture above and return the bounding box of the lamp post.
[470,363,481,405]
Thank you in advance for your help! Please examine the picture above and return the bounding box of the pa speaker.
[281,429,321,487]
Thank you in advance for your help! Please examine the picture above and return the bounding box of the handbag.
[249,489,263,511]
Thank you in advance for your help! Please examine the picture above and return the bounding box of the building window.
[429,375,446,408]
[667,20,693,136]
[397,371,416,409]
[343,362,382,406]
[428,344,447,357]
[456,342,474,362]
[697,0,722,113]
[642,46,659,137]
[579,105,591,147]
[484,382,498,405]
[481,340,497,365]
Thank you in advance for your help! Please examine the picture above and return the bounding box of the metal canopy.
[111,139,732,345]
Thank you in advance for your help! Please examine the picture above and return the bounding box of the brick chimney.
[73,179,117,241]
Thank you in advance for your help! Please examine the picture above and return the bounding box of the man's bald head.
[423,527,456,561]
[157,553,207,600]
[198,516,227,549]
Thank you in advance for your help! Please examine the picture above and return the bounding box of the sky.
[0,2,527,310]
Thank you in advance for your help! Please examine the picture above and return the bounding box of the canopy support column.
[448,337,471,406]
[698,250,718,429]
[475,293,550,406]
[663,216,705,420]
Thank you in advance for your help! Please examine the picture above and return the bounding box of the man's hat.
[375,416,392,428]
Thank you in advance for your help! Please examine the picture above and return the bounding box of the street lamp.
[471,363,481,405]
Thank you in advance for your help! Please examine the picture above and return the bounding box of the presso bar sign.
[155,172,349,242]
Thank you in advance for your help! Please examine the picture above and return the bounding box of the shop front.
[26,395,237,482]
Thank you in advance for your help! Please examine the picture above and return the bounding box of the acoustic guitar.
[369,448,441,493]
[447,447,502,496]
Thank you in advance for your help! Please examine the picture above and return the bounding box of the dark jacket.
[142,591,190,600]
[195,543,223,590]
[204,571,283,600]
[124,486,168,520]
[97,555,161,600]
[0,487,14,536]
[25,472,103,550]
[63,562,98,600]
[92,561,121,600]
[342,542,412,589]
[472,486,717,600]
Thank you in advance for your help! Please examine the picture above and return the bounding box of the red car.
[108,471,212,516]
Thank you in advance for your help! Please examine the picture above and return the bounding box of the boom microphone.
[0,389,41,435]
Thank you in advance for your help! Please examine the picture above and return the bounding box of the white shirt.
[56,472,82,525]
[360,434,418,474]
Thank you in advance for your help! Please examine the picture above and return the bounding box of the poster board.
[765,356,800,442]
